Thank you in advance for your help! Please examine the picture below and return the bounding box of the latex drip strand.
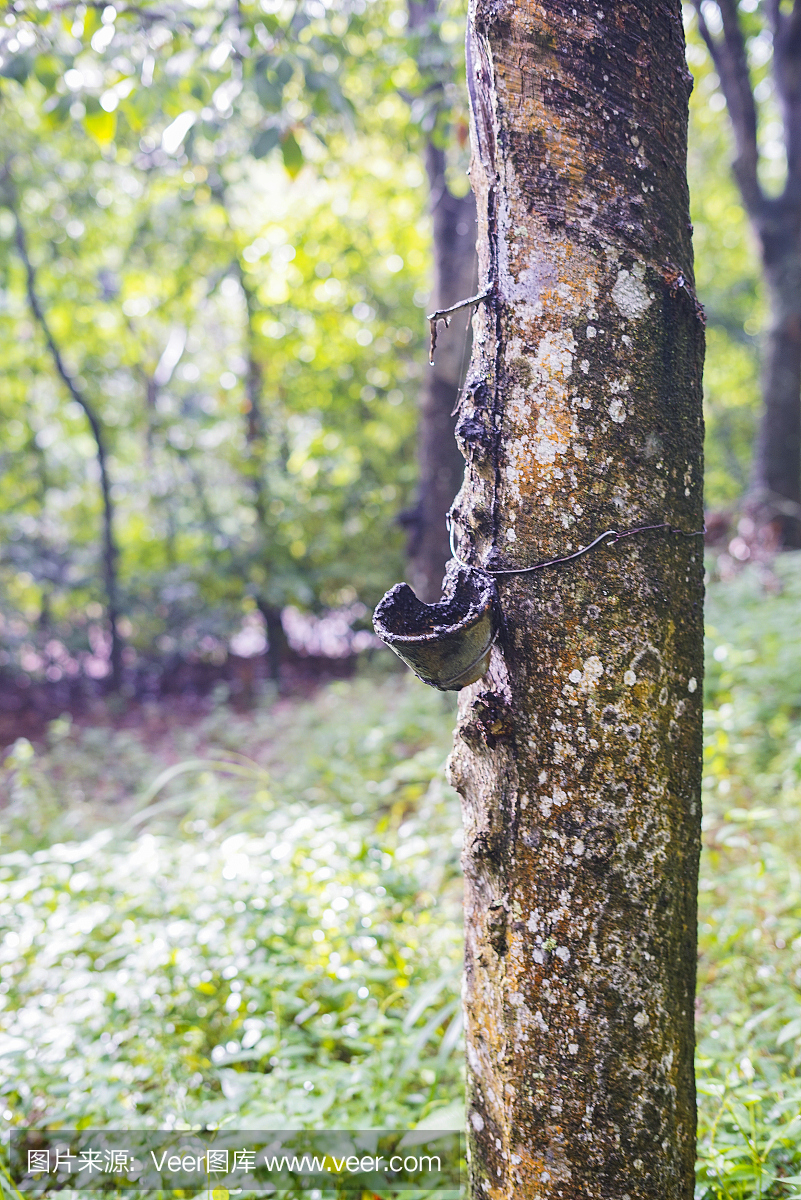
[447,519,706,576]
[426,285,494,365]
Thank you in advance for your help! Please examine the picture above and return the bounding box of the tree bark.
[449,1,705,1195]
[405,143,477,601]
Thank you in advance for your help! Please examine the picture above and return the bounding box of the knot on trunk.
[455,411,495,471]
[458,690,515,750]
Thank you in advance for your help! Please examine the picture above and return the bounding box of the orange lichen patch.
[508,1147,555,1194]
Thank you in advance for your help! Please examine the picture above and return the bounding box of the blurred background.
[1,2,801,1197]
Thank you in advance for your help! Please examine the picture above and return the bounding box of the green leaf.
[83,7,102,39]
[281,130,303,176]
[304,70,329,92]
[33,54,63,91]
[0,54,31,84]
[252,127,281,159]
[275,58,295,86]
[83,108,117,146]
[254,74,283,108]
[42,94,72,129]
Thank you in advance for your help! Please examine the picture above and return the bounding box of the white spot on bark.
[471,1112,485,1131]
[688,676,697,692]
[611,261,652,320]
[624,669,637,686]
[586,325,596,338]
[580,358,589,373]
[568,1042,579,1054]
[608,398,626,423]
[536,328,574,378]
[633,1010,649,1028]
[569,655,604,691]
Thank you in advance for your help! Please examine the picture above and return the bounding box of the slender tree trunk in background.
[752,243,801,541]
[255,599,287,686]
[694,0,801,545]
[10,201,124,690]
[406,144,477,601]
[405,0,478,602]
[448,1,704,1194]
[238,262,287,685]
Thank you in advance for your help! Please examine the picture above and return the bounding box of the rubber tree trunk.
[238,261,287,686]
[448,1,705,1194]
[691,1,801,544]
[751,244,801,542]
[406,143,477,601]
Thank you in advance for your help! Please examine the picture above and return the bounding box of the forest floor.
[1,557,801,1198]
[0,648,359,750]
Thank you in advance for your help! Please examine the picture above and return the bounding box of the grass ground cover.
[696,554,801,1197]
[1,557,801,1196]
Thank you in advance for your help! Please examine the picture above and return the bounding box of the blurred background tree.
[0,0,781,696]
[399,0,475,603]
[689,0,801,547]
[0,0,456,692]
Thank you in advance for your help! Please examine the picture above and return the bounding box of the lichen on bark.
[449,1,705,1196]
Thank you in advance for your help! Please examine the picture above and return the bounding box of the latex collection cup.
[372,560,498,691]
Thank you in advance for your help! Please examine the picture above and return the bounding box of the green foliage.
[0,0,474,682]
[0,0,782,680]
[5,565,801,1193]
[697,553,801,1198]
[0,671,465,1163]
[0,0,448,673]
